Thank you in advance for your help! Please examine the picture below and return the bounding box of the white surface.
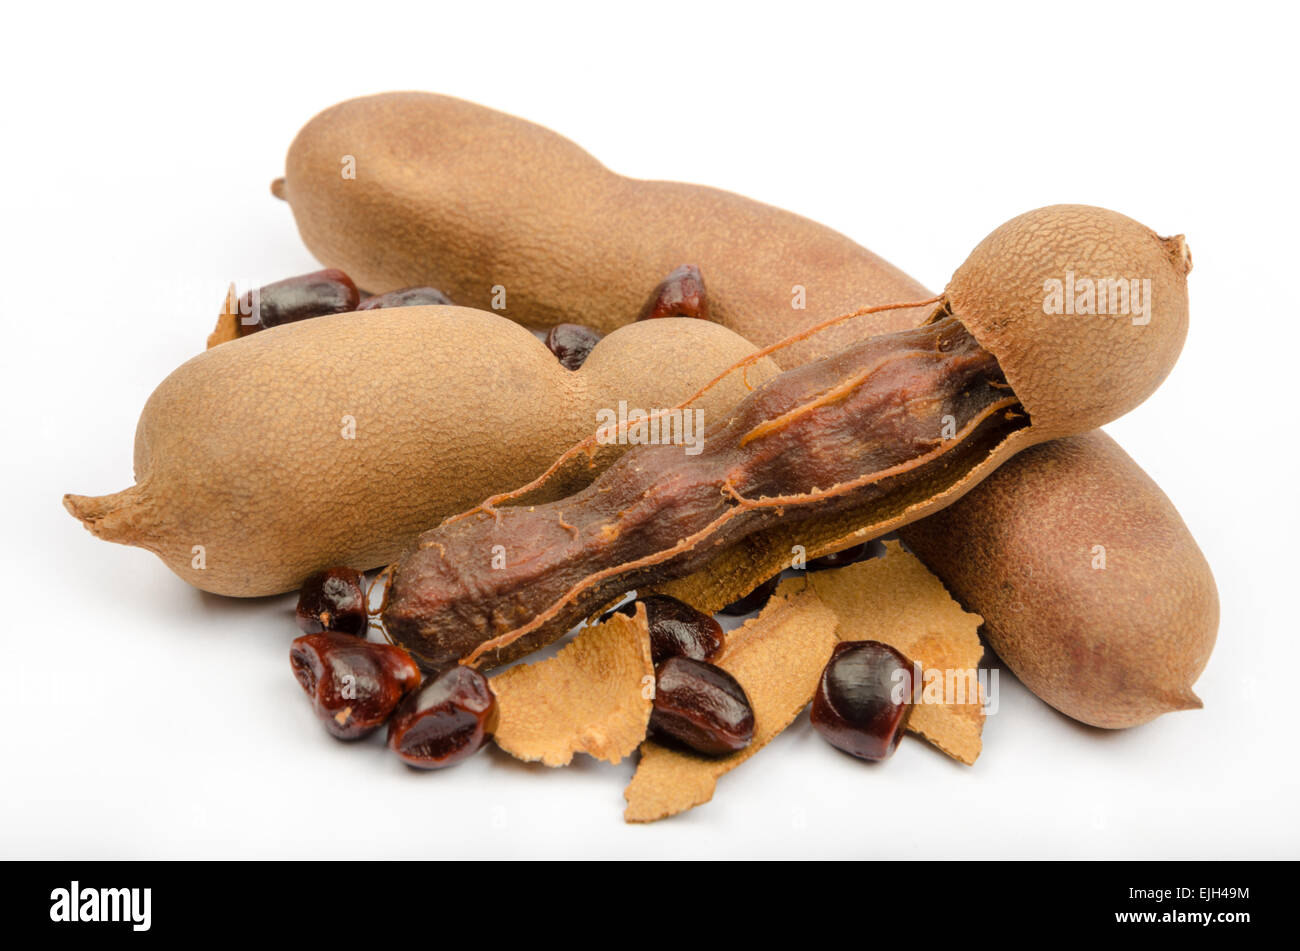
[2,0,1296,859]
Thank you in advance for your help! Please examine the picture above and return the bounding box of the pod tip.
[1161,233,1192,275]
[64,487,149,545]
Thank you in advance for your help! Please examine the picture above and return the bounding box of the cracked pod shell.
[941,204,1191,440]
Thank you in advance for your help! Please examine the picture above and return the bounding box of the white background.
[2,1,1296,859]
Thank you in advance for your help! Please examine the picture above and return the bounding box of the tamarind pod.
[898,431,1218,729]
[64,308,778,597]
[384,318,1019,667]
[273,92,930,368]
[382,204,1192,667]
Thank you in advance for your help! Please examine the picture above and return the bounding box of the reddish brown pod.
[290,633,421,739]
[295,567,368,636]
[387,666,498,769]
[811,641,913,761]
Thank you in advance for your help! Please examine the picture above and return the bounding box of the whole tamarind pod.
[272,92,930,368]
[898,431,1218,729]
[381,205,1192,668]
[64,308,778,597]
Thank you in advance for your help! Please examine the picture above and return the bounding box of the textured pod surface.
[900,430,1217,728]
[276,92,930,368]
[64,307,777,596]
[943,204,1190,439]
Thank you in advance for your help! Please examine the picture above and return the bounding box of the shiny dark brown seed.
[649,657,754,756]
[296,567,368,636]
[610,594,723,664]
[543,323,604,370]
[718,574,781,616]
[807,542,871,572]
[355,286,453,310]
[240,268,360,331]
[637,264,710,321]
[290,633,421,740]
[387,666,498,769]
[811,640,914,761]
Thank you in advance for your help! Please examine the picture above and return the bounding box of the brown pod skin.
[899,431,1218,729]
[64,309,777,596]
[942,205,1191,441]
[273,92,930,367]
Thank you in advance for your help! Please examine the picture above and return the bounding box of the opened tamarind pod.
[271,92,930,368]
[64,309,778,597]
[897,430,1218,729]
[380,205,1192,668]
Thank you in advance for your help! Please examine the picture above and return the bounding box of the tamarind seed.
[649,657,754,755]
[811,640,913,761]
[807,542,872,572]
[290,633,421,740]
[356,286,453,310]
[387,666,498,769]
[241,268,360,331]
[610,594,724,664]
[296,566,369,636]
[718,575,781,616]
[637,264,710,321]
[543,323,604,371]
